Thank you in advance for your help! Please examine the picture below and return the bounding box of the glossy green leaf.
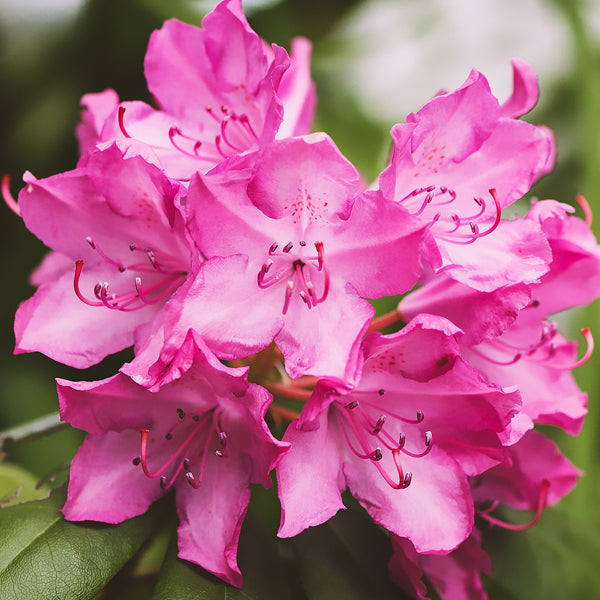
[290,503,410,600]
[0,488,161,600]
[0,461,50,507]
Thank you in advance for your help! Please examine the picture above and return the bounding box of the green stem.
[0,412,67,454]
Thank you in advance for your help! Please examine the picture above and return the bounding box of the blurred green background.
[1,0,600,598]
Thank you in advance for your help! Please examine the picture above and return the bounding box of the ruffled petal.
[175,454,251,588]
[277,412,346,538]
[63,430,162,523]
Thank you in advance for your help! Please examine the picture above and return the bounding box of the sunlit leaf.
[0,461,49,507]
[0,488,161,600]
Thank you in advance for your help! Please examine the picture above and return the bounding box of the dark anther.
[165,433,173,441]
[177,408,185,419]
[159,476,167,489]
[283,241,293,253]
[132,456,141,466]
[345,400,359,410]
[373,415,386,435]
[378,389,385,396]
[299,240,306,246]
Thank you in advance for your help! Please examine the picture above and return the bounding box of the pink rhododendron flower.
[378,61,555,291]
[14,145,191,368]
[276,314,522,553]
[78,0,315,181]
[388,430,579,600]
[5,1,596,594]
[145,133,429,382]
[400,200,597,439]
[389,532,491,600]
[57,332,287,587]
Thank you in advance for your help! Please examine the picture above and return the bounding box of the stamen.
[185,471,202,489]
[401,431,433,458]
[118,106,132,138]
[282,280,294,315]
[73,261,104,307]
[379,448,411,490]
[1,175,21,217]
[86,237,124,270]
[220,116,245,152]
[477,479,550,531]
[258,240,332,313]
[214,135,228,158]
[548,327,594,370]
[372,415,386,435]
[313,242,330,304]
[74,243,186,312]
[168,126,214,160]
[575,194,593,227]
[295,262,313,309]
[215,430,228,458]
[138,415,209,480]
[445,188,501,242]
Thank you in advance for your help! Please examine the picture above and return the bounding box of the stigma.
[333,389,432,490]
[257,240,330,314]
[132,406,229,491]
[397,185,501,244]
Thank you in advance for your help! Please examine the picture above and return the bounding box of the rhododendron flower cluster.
[6,1,599,597]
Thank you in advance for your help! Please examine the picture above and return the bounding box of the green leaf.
[0,488,162,600]
[0,412,66,452]
[0,461,50,507]
[290,501,411,600]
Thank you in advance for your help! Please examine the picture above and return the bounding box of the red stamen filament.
[2,175,21,217]
[436,188,501,244]
[118,106,132,138]
[477,479,550,531]
[549,327,594,370]
[74,260,184,311]
[257,241,330,314]
[139,414,210,479]
[402,185,502,245]
[335,398,431,490]
[575,194,593,227]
